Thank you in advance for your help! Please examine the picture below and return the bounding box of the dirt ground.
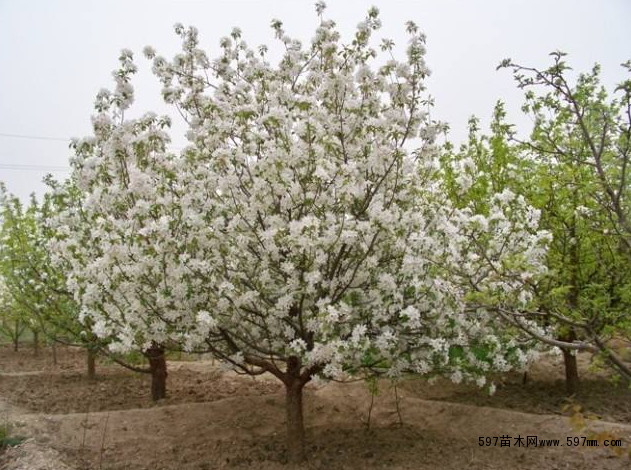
[0,344,630,469]
[401,353,631,424]
[0,347,280,414]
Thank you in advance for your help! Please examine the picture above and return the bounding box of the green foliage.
[0,183,101,351]
[0,422,26,450]
[443,55,631,380]
[507,57,631,351]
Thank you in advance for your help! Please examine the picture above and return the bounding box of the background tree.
[441,101,631,393]
[1,182,160,381]
[0,277,29,352]
[46,52,206,399]
[500,54,631,383]
[441,56,631,390]
[0,188,51,357]
[0,185,102,374]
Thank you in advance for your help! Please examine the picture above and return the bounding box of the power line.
[0,132,185,151]
[0,163,70,172]
[0,132,72,143]
[0,130,185,173]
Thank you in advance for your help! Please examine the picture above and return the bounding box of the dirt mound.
[1,347,629,469]
[10,381,630,470]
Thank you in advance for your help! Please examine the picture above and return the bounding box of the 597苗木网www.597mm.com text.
[479,436,623,448]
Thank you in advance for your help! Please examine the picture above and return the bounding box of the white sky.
[1,0,629,202]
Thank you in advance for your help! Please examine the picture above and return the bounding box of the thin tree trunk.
[563,208,580,395]
[87,348,96,380]
[33,330,39,357]
[145,345,167,401]
[12,335,18,352]
[51,341,58,365]
[562,347,579,394]
[560,329,579,395]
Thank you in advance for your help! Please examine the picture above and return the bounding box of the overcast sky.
[1,0,629,202]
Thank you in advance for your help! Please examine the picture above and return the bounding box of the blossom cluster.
[48,5,550,389]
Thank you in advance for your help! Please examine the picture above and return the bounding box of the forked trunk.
[285,380,306,463]
[87,348,96,380]
[146,345,167,401]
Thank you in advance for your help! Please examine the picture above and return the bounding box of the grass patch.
[0,422,26,451]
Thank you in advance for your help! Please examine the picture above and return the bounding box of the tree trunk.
[561,346,579,395]
[283,355,308,463]
[564,214,580,395]
[87,348,96,380]
[33,330,39,357]
[51,341,58,365]
[560,329,579,394]
[145,345,167,401]
[285,379,306,463]
[12,335,18,352]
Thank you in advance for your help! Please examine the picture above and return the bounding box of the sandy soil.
[0,439,73,470]
[0,346,629,469]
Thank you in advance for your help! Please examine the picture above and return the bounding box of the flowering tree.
[1,184,135,377]
[46,56,205,398]
[51,4,550,461]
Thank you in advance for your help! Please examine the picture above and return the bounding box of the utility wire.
[0,163,70,172]
[0,132,185,173]
[0,132,72,142]
[0,132,186,150]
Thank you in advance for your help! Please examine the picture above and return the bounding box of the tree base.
[146,345,167,401]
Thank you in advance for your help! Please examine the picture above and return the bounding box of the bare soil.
[0,345,629,469]
[0,343,85,373]
[401,353,631,424]
[0,363,280,414]
[0,346,280,413]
